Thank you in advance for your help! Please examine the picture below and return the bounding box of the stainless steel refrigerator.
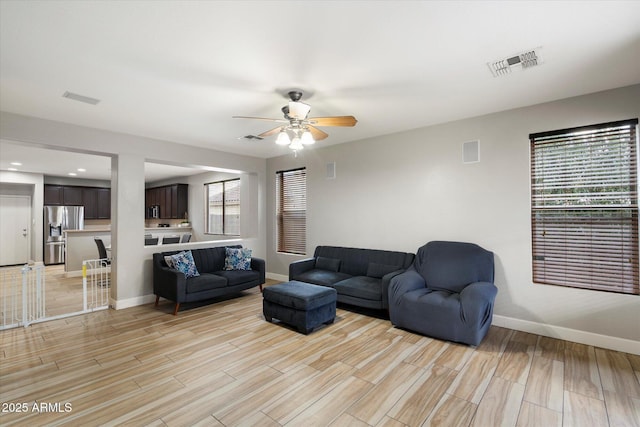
[44,205,84,265]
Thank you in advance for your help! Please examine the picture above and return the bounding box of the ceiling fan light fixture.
[300,130,315,145]
[275,129,291,145]
[289,137,304,151]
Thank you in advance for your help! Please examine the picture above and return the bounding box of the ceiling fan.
[233,91,357,151]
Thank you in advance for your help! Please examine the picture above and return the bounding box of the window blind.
[530,119,639,295]
[276,167,306,255]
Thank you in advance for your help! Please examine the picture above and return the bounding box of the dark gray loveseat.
[153,245,265,315]
[289,246,415,310]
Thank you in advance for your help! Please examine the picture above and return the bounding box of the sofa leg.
[155,295,160,307]
[173,303,180,316]
[259,284,263,293]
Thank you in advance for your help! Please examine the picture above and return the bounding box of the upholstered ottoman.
[263,281,337,334]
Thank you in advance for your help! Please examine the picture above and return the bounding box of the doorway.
[0,195,31,266]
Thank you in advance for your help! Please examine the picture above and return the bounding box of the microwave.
[148,205,159,218]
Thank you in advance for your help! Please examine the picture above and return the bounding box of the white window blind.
[530,119,639,295]
[276,168,306,255]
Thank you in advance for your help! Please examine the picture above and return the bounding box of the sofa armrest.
[153,265,187,303]
[388,269,425,303]
[380,269,407,310]
[289,257,316,280]
[459,281,498,326]
[251,257,266,284]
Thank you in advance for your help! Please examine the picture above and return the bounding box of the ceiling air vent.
[488,47,542,77]
[62,91,101,105]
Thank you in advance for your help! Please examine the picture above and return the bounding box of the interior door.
[0,195,31,266]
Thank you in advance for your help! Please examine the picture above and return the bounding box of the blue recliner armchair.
[388,241,497,346]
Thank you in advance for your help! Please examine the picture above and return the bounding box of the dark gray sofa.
[388,241,497,346]
[153,245,265,315]
[289,246,415,310]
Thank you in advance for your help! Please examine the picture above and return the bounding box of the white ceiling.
[1,1,639,177]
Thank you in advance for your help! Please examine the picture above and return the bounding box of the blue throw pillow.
[224,247,252,270]
[170,250,200,278]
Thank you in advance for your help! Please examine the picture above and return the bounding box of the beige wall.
[267,84,640,350]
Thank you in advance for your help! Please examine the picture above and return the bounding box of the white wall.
[267,84,640,352]
[0,111,267,307]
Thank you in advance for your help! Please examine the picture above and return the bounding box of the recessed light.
[8,167,18,171]
[68,172,77,176]
[10,162,22,166]
[77,168,86,172]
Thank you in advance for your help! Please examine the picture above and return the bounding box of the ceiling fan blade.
[232,116,289,124]
[307,125,329,141]
[308,116,358,127]
[258,126,284,138]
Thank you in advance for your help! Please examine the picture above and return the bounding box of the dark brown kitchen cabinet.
[145,184,188,219]
[44,185,110,219]
[62,186,83,205]
[82,187,98,218]
[44,185,63,205]
[96,188,111,219]
[83,187,111,219]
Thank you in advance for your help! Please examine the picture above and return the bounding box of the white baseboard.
[113,294,156,310]
[493,315,640,355]
[267,272,288,282]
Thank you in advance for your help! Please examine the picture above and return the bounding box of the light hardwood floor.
[1,280,639,426]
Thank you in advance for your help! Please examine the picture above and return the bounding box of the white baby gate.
[0,260,109,330]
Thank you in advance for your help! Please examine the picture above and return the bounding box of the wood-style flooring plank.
[563,389,608,427]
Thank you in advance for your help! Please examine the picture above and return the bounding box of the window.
[530,118,639,295]
[205,178,240,235]
[276,167,306,254]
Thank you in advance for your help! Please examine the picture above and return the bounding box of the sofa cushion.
[313,246,414,277]
[316,257,341,272]
[171,250,200,278]
[293,269,351,287]
[366,262,401,279]
[191,245,242,274]
[334,276,382,301]
[185,273,227,293]
[224,247,252,270]
[214,269,261,286]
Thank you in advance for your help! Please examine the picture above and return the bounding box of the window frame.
[276,167,307,255]
[529,118,639,295]
[204,178,240,236]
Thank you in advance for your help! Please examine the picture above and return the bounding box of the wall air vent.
[488,47,543,77]
[62,91,101,105]
[239,135,264,140]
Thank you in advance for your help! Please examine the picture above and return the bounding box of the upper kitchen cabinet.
[83,187,111,219]
[63,186,83,205]
[45,185,111,219]
[44,185,63,205]
[96,188,111,219]
[145,184,188,219]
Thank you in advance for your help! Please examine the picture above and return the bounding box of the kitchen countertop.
[145,227,192,231]
[65,229,111,234]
